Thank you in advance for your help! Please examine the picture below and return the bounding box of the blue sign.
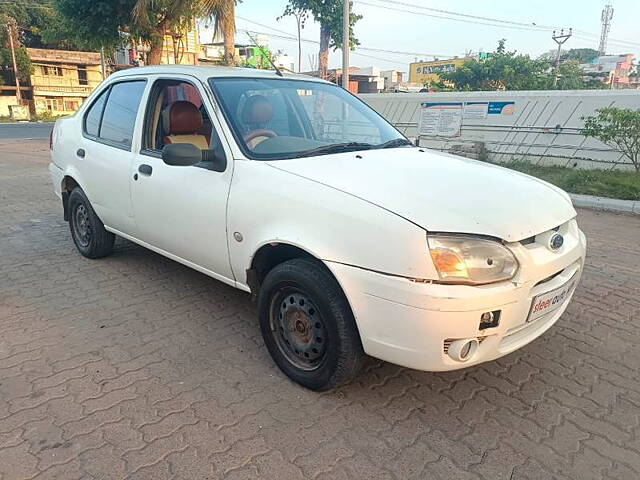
[488,101,515,115]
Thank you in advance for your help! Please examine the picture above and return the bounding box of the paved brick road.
[1,138,639,480]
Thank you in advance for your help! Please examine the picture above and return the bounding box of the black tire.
[68,187,115,259]
[258,258,365,391]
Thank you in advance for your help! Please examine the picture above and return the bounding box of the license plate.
[527,272,578,323]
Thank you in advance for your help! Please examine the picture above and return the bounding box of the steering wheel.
[244,129,278,144]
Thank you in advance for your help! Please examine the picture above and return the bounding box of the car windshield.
[208,77,411,160]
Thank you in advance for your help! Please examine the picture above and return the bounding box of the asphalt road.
[0,122,53,140]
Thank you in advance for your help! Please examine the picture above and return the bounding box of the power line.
[356,0,557,33]
[236,16,456,58]
[358,0,640,49]
[365,0,559,31]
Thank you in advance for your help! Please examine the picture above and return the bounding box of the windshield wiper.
[291,142,375,158]
[376,138,415,149]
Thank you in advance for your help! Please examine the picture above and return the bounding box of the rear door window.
[99,81,146,149]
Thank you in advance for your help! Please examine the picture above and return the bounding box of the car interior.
[146,80,217,152]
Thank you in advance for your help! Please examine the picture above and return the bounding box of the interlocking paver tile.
[1,138,640,478]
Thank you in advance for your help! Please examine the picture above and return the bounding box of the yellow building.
[409,58,468,85]
[159,28,201,65]
[26,48,103,116]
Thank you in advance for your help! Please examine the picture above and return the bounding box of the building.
[381,70,403,92]
[409,58,468,85]
[581,54,635,88]
[26,48,103,116]
[274,52,296,73]
[115,25,201,68]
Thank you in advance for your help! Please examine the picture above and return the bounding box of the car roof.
[109,65,330,84]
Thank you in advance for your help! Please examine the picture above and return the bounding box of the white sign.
[418,102,463,137]
[463,102,489,119]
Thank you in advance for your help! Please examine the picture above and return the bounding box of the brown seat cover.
[163,101,209,150]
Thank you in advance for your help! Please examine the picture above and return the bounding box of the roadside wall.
[0,96,19,117]
[359,90,640,170]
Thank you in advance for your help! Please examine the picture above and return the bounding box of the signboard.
[488,101,515,115]
[418,102,463,137]
[463,102,488,119]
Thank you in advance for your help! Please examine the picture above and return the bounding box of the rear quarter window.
[83,89,108,137]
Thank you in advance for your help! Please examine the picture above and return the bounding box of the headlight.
[427,235,518,285]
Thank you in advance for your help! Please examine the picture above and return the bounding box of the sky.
[199,0,640,73]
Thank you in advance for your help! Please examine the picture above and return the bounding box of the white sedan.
[49,66,586,390]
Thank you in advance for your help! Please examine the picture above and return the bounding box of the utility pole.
[6,18,22,103]
[100,46,106,80]
[293,10,304,73]
[552,28,572,87]
[341,0,349,89]
[598,2,614,56]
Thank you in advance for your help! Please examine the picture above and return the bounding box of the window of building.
[45,98,64,112]
[64,100,80,111]
[43,66,63,76]
[78,66,88,86]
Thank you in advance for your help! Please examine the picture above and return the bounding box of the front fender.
[227,161,438,289]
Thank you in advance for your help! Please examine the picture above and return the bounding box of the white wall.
[359,90,640,170]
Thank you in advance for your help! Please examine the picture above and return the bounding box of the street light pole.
[6,18,22,103]
[342,0,349,89]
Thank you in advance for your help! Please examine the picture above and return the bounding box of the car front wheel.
[258,258,365,391]
[68,187,115,259]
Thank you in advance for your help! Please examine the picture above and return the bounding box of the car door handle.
[76,148,85,158]
[138,164,153,176]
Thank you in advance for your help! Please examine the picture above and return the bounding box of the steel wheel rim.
[269,289,327,371]
[73,204,91,247]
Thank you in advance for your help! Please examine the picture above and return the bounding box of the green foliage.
[0,16,32,85]
[440,42,552,91]
[503,161,640,200]
[441,40,605,92]
[282,0,361,50]
[582,107,640,173]
[539,47,600,64]
[51,0,137,51]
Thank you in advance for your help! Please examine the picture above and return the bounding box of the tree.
[281,0,361,79]
[52,0,137,52]
[582,107,640,173]
[133,0,237,65]
[53,0,237,65]
[441,41,553,91]
[539,47,600,64]
[442,40,605,91]
[553,60,603,90]
[0,0,71,86]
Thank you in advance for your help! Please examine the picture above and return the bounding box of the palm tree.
[132,0,236,65]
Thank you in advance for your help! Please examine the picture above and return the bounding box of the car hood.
[267,148,576,242]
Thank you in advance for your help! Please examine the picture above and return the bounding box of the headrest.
[163,101,203,135]
[241,95,273,126]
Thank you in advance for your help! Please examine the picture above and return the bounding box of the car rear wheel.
[258,258,365,390]
[68,187,115,259]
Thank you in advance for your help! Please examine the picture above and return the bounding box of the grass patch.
[499,161,640,201]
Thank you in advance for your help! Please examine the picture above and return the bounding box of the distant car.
[49,66,586,390]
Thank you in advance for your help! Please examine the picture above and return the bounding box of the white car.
[49,66,586,390]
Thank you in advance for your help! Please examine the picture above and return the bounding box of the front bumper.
[326,221,587,371]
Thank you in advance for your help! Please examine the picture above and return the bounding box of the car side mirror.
[161,144,227,172]
[162,143,202,167]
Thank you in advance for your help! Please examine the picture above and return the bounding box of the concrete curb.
[570,193,640,215]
